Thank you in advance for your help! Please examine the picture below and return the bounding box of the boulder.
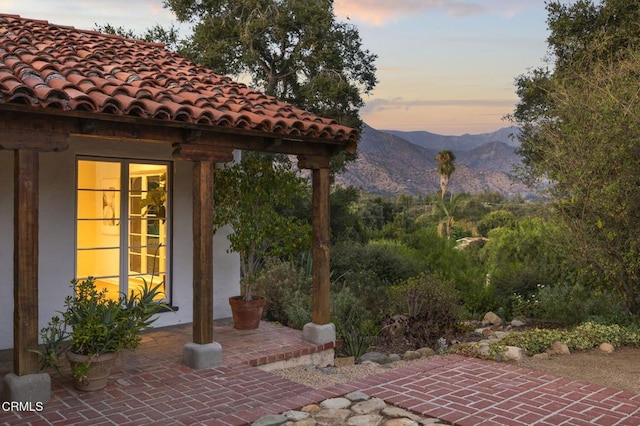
[417,347,436,358]
[548,341,570,355]
[357,351,392,364]
[482,311,503,326]
[389,353,402,362]
[503,346,525,361]
[599,343,615,354]
[532,352,550,361]
[403,350,422,360]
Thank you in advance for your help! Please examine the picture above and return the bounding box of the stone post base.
[1,373,51,405]
[183,342,223,369]
[302,322,336,345]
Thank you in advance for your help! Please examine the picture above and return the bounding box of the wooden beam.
[13,149,40,375]
[192,160,215,344]
[0,129,68,152]
[0,106,348,156]
[172,143,234,163]
[297,155,331,170]
[311,166,331,325]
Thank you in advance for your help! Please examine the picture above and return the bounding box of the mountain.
[382,127,520,151]
[334,124,533,197]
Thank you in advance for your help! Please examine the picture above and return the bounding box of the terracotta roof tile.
[0,14,358,144]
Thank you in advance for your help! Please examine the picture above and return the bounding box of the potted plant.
[213,153,311,329]
[36,277,169,391]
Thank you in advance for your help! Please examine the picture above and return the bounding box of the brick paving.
[2,320,640,425]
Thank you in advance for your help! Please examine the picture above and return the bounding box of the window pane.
[77,220,120,249]
[77,160,121,288]
[76,248,120,278]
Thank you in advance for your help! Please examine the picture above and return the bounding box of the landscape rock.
[503,346,525,361]
[511,319,526,327]
[251,414,288,426]
[300,404,320,413]
[358,351,392,364]
[382,419,420,426]
[347,414,384,425]
[346,391,371,402]
[270,393,444,426]
[532,353,550,361]
[381,406,423,422]
[403,350,422,360]
[494,331,509,340]
[599,343,615,354]
[389,353,402,362]
[351,398,387,415]
[314,408,352,424]
[481,328,497,339]
[284,410,309,421]
[417,347,436,357]
[320,397,351,409]
[548,341,570,356]
[483,311,503,326]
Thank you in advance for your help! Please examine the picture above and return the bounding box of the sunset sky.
[2,0,558,135]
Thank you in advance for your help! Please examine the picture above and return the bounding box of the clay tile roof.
[0,14,358,144]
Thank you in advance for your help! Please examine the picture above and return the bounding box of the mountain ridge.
[334,124,533,197]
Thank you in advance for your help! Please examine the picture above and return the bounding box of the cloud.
[334,0,539,26]
[362,97,516,113]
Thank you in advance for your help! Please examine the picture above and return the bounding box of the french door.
[76,159,170,301]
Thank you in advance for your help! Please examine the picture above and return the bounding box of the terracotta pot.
[67,351,118,391]
[229,296,266,330]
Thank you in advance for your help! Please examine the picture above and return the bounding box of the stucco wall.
[0,139,240,350]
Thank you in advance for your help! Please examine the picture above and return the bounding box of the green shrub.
[497,322,640,356]
[331,287,379,357]
[499,328,565,356]
[386,272,461,348]
[331,241,424,320]
[254,259,311,326]
[511,282,631,326]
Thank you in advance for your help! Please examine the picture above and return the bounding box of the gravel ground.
[269,358,431,389]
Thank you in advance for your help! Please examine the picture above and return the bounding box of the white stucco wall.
[0,139,241,350]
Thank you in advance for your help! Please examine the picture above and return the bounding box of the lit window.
[76,159,169,301]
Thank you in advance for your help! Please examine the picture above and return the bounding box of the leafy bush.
[386,272,461,348]
[254,259,311,326]
[283,292,312,330]
[331,241,424,320]
[511,282,631,326]
[496,322,640,356]
[332,287,379,357]
[498,328,565,356]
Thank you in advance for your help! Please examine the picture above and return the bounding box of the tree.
[435,150,455,200]
[510,0,640,184]
[165,0,377,131]
[94,23,183,52]
[213,153,312,300]
[433,193,467,240]
[508,0,640,314]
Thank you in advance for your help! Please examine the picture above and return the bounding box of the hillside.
[334,124,533,197]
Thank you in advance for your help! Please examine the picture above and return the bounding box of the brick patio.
[2,320,640,425]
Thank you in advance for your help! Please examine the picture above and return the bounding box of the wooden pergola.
[0,14,358,377]
[3,103,352,376]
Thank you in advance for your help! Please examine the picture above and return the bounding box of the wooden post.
[311,164,331,325]
[192,160,215,344]
[13,149,40,375]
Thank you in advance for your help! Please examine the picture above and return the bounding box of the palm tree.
[435,150,456,200]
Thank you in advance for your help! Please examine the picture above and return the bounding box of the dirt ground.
[515,346,640,393]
